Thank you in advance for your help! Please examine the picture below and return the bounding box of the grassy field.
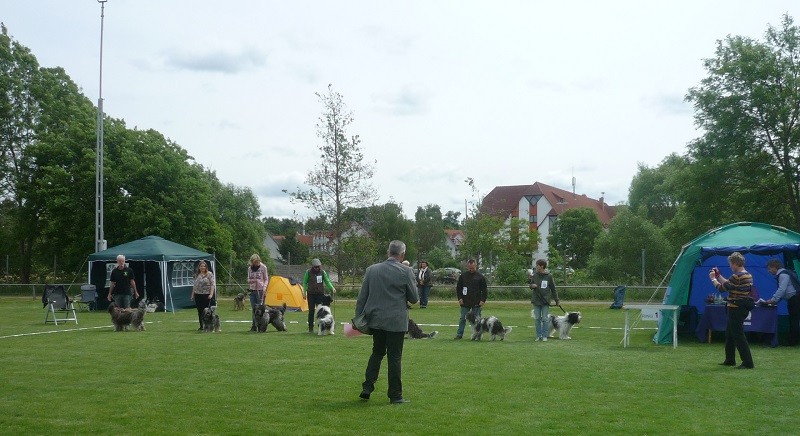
[1,296,797,435]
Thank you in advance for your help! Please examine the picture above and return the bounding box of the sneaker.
[542,337,548,342]
[390,397,410,404]
[453,335,462,340]
[535,337,541,341]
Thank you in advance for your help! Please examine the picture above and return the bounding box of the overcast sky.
[4,1,799,221]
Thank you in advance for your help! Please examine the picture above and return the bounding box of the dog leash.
[550,303,566,314]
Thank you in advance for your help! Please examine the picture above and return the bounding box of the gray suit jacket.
[355,258,419,332]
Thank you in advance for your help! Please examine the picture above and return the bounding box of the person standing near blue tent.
[709,252,755,369]
[765,258,800,346]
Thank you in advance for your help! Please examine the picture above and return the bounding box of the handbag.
[351,311,371,335]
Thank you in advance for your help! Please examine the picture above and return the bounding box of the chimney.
[600,192,605,212]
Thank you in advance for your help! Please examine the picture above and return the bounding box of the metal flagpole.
[95,0,108,253]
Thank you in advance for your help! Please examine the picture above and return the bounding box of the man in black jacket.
[454,259,487,339]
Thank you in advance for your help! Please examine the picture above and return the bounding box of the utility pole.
[95,0,108,253]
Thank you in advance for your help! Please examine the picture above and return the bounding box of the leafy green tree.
[339,234,378,282]
[424,246,459,269]
[443,210,462,229]
[587,208,672,284]
[279,233,309,265]
[367,202,415,261]
[547,208,603,269]
[461,213,504,263]
[263,217,302,237]
[287,84,377,277]
[686,14,800,230]
[414,204,446,258]
[628,154,688,227]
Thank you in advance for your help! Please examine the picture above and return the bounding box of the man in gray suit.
[356,240,419,404]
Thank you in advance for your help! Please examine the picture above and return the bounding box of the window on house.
[529,215,537,224]
[172,262,196,287]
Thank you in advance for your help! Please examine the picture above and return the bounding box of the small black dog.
[407,319,438,339]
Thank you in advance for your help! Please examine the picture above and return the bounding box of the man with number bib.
[530,259,559,341]
[454,259,487,339]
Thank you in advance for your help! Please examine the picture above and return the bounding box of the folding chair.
[75,284,98,312]
[43,285,79,325]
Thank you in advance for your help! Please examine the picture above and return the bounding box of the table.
[622,304,680,349]
[695,304,778,347]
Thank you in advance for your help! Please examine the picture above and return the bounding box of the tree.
[263,217,302,237]
[547,208,603,269]
[628,154,688,227]
[460,213,504,264]
[686,14,800,230]
[279,233,309,265]
[443,210,462,229]
[287,84,377,278]
[586,208,672,284]
[367,202,415,261]
[414,204,446,258]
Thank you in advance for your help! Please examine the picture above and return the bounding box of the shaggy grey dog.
[407,319,438,339]
[202,306,221,332]
[108,300,146,332]
[233,293,246,311]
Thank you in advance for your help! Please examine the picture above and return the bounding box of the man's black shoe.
[736,364,754,369]
[390,397,410,404]
[359,390,370,400]
[718,361,736,366]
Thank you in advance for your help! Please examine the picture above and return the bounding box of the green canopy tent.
[87,236,215,312]
[655,222,800,345]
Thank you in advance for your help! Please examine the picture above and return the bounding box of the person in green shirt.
[303,258,336,333]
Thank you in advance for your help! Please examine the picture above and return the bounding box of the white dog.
[315,295,335,336]
[547,312,582,339]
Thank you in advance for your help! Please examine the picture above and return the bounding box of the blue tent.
[655,222,800,344]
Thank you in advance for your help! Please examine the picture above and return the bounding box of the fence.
[1,282,667,304]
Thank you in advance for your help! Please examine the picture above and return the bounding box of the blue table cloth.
[695,304,778,347]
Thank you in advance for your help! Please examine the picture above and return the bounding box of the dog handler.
[190,260,216,331]
[303,258,336,333]
[107,254,139,308]
[454,259,488,340]
[530,259,559,341]
[247,254,268,332]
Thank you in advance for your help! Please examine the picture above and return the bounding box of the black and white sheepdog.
[407,318,438,339]
[108,300,146,332]
[253,302,288,332]
[315,295,334,336]
[202,306,221,332]
[547,312,582,339]
[465,309,512,341]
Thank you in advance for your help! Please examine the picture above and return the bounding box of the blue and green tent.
[655,222,800,345]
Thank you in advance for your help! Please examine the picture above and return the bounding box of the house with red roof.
[481,181,616,260]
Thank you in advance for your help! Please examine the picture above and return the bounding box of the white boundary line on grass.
[0,321,158,339]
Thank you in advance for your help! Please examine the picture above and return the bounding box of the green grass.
[1,296,797,435]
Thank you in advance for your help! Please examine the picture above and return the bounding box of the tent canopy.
[88,236,214,311]
[656,222,800,344]
[88,235,213,262]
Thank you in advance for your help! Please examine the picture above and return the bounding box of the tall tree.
[414,204,445,258]
[368,202,415,261]
[686,14,800,230]
[278,233,309,265]
[547,207,603,269]
[443,210,462,229]
[287,84,377,278]
[587,208,672,284]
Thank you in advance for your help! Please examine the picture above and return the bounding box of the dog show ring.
[622,304,680,349]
